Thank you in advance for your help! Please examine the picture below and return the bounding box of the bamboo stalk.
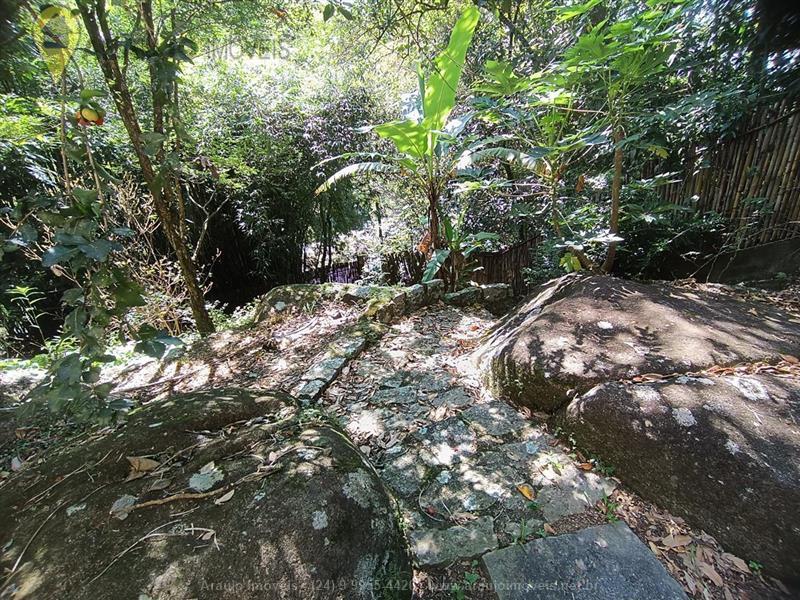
[761,111,794,243]
[770,110,800,242]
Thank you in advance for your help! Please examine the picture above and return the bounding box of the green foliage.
[422,5,480,133]
[421,210,499,290]
[316,6,481,249]
[2,0,797,427]
[748,560,763,574]
[559,253,582,273]
[208,299,259,331]
[600,495,620,522]
[614,187,730,278]
[133,324,183,359]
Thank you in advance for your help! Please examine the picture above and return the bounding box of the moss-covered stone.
[0,388,411,600]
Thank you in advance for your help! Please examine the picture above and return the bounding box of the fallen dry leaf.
[578,462,593,471]
[684,572,697,595]
[722,553,750,574]
[125,456,160,481]
[15,427,38,440]
[661,533,692,548]
[723,587,735,600]
[543,523,556,535]
[699,562,723,587]
[146,478,172,492]
[517,483,536,501]
[127,456,159,472]
[214,489,235,505]
[110,494,136,520]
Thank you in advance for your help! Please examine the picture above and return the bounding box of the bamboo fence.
[657,98,800,247]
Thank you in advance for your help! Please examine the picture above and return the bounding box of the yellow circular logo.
[33,6,80,80]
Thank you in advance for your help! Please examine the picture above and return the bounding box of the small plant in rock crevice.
[600,495,620,522]
[748,560,763,574]
[515,518,530,544]
[451,562,482,600]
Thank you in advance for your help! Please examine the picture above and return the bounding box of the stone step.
[482,521,687,600]
[408,516,498,567]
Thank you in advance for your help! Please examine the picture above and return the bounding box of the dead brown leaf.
[517,483,536,501]
[146,478,172,492]
[723,587,735,600]
[722,553,750,574]
[125,456,160,481]
[127,456,159,472]
[699,562,723,587]
[214,489,235,505]
[661,533,692,549]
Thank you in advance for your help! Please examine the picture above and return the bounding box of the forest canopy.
[1,0,798,419]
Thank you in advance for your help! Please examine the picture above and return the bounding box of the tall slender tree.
[75,0,214,333]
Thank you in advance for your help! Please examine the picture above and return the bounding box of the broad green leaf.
[135,339,166,359]
[134,327,182,359]
[442,213,454,244]
[63,307,87,335]
[315,162,398,195]
[56,353,83,384]
[79,239,119,262]
[323,3,334,21]
[55,232,89,246]
[459,147,547,170]
[42,245,78,267]
[62,288,84,306]
[557,0,602,21]
[113,279,146,311]
[560,253,583,272]
[422,249,451,282]
[647,145,669,158]
[142,132,166,157]
[474,60,533,96]
[422,6,480,133]
[72,187,98,205]
[374,120,429,158]
[80,88,105,101]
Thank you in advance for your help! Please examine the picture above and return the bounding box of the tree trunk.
[77,0,214,334]
[427,190,440,253]
[550,174,562,237]
[601,127,624,274]
[375,198,384,241]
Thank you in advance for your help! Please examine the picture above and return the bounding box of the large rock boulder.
[474,274,800,412]
[482,521,688,600]
[560,374,800,583]
[0,388,410,599]
[253,283,329,321]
